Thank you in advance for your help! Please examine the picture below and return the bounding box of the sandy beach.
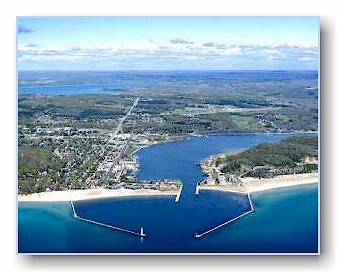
[18,187,177,202]
[244,172,318,193]
[199,172,318,194]
[18,173,318,202]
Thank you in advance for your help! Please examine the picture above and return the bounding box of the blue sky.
[17,17,319,70]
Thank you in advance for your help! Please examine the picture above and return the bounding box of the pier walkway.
[194,192,254,238]
[70,200,146,238]
[175,185,183,203]
[195,184,199,195]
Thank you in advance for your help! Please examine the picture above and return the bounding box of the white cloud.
[182,55,202,61]
[299,57,315,61]
[17,41,319,70]
[220,46,242,55]
[260,49,281,55]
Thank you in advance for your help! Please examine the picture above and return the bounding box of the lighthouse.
[140,227,146,237]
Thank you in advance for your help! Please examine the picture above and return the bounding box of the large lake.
[18,83,124,96]
[18,134,318,253]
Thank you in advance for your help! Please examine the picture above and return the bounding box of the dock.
[70,198,78,218]
[247,191,254,211]
[175,185,183,203]
[194,193,254,238]
[195,184,199,195]
[70,200,146,238]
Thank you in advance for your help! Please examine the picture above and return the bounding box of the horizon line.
[18,69,318,72]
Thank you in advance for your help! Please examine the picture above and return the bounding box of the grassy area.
[229,114,263,132]
[18,146,65,193]
[124,145,139,161]
[18,147,63,175]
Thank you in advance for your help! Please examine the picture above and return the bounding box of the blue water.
[18,134,318,253]
[18,83,125,95]
[136,134,289,202]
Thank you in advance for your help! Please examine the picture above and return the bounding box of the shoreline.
[198,173,318,194]
[135,131,318,155]
[18,173,318,202]
[19,133,318,203]
[191,131,318,137]
[133,132,318,172]
[18,187,177,202]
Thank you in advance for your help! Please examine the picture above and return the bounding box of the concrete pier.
[70,200,146,238]
[247,191,254,211]
[194,193,254,238]
[70,198,78,218]
[195,184,199,195]
[175,185,183,203]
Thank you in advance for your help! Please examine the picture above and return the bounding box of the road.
[99,97,139,185]
[113,97,139,136]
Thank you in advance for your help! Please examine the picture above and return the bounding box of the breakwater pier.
[70,200,146,238]
[175,185,183,203]
[194,192,254,238]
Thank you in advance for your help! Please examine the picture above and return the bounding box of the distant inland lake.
[18,83,126,95]
[18,134,318,253]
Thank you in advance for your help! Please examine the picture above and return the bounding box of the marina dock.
[194,193,254,238]
[70,200,146,238]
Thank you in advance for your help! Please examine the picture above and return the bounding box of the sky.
[17,17,319,70]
